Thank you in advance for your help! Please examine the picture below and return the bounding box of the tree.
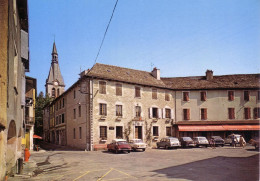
[34,92,52,136]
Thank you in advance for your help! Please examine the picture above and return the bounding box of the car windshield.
[199,137,207,141]
[133,140,143,143]
[117,141,127,145]
[182,137,192,141]
[212,136,221,139]
[169,138,178,141]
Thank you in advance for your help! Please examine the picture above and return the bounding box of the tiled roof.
[86,63,166,88]
[162,74,260,90]
[85,63,260,90]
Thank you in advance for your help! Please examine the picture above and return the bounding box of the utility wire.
[94,0,119,64]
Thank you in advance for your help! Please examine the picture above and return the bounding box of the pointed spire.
[52,42,58,55]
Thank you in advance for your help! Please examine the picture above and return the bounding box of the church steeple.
[45,42,65,98]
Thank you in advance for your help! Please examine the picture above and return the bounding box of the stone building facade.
[0,0,29,179]
[43,63,259,151]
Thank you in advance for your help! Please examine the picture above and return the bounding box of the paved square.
[10,145,259,181]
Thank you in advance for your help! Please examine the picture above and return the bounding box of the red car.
[107,139,131,154]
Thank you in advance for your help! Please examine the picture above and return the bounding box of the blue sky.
[27,0,260,95]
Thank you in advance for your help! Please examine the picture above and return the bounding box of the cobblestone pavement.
[9,145,259,181]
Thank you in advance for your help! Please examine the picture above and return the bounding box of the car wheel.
[157,145,160,149]
[128,151,130,153]
[205,145,208,148]
[142,149,145,152]
[221,144,224,147]
[165,145,169,149]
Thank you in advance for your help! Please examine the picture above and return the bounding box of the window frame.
[200,91,207,101]
[152,107,159,118]
[116,126,123,139]
[166,127,171,136]
[135,86,141,98]
[165,108,171,119]
[73,108,76,119]
[228,108,235,119]
[116,83,122,96]
[100,126,107,139]
[99,81,107,94]
[135,106,141,117]
[99,103,107,116]
[182,91,190,102]
[183,108,190,120]
[116,105,123,117]
[244,91,249,101]
[228,90,234,101]
[152,88,157,99]
[153,126,159,136]
[244,107,251,119]
[200,108,207,120]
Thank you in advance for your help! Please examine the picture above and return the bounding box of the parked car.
[249,138,259,149]
[157,137,181,149]
[224,134,241,145]
[129,139,147,151]
[107,139,131,154]
[193,137,209,147]
[211,136,225,147]
[179,137,196,148]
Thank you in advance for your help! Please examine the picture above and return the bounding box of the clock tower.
[45,42,65,98]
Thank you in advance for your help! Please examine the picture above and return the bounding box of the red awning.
[178,125,260,132]
[33,135,42,139]
[222,125,260,131]
[178,125,225,131]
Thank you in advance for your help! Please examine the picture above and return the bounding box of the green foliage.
[145,120,153,146]
[124,120,132,141]
[34,92,52,136]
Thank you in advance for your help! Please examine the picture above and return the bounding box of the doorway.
[135,126,142,139]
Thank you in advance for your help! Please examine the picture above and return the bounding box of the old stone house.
[0,0,29,179]
[43,63,259,151]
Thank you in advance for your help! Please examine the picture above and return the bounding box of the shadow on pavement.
[149,154,259,181]
[39,141,83,151]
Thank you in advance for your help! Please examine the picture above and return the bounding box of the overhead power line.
[94,0,119,64]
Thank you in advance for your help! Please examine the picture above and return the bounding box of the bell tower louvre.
[45,42,65,98]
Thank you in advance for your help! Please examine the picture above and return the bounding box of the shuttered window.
[201,108,207,120]
[244,108,251,119]
[253,108,260,119]
[135,106,141,117]
[228,91,234,101]
[183,109,190,120]
[78,105,81,117]
[79,127,82,139]
[135,87,141,97]
[183,92,189,101]
[152,108,158,118]
[100,126,107,139]
[228,108,235,119]
[73,109,76,119]
[152,89,157,99]
[99,81,106,94]
[116,83,122,96]
[165,108,171,118]
[200,92,206,101]
[99,104,107,116]
[116,105,122,116]
[73,128,76,139]
[244,91,249,101]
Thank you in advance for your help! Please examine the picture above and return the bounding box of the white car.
[193,137,209,147]
[224,134,241,145]
[129,139,147,151]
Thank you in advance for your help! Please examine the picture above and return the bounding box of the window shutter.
[158,109,161,118]
[162,108,165,118]
[253,108,257,119]
[231,91,234,101]
[170,109,173,119]
[149,108,152,118]
[187,109,190,120]
[204,109,207,120]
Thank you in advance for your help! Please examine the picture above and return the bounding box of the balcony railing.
[25,116,34,125]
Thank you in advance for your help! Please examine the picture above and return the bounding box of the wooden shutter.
[162,108,165,119]
[170,109,173,119]
[149,108,152,118]
[253,108,258,119]
[201,92,206,101]
[228,91,234,101]
[187,109,190,120]
[158,109,161,118]
[244,91,249,101]
[204,109,207,120]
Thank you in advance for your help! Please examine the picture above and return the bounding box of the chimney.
[79,69,89,78]
[152,67,160,80]
[206,70,213,80]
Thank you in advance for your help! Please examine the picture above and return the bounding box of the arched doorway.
[6,120,17,172]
